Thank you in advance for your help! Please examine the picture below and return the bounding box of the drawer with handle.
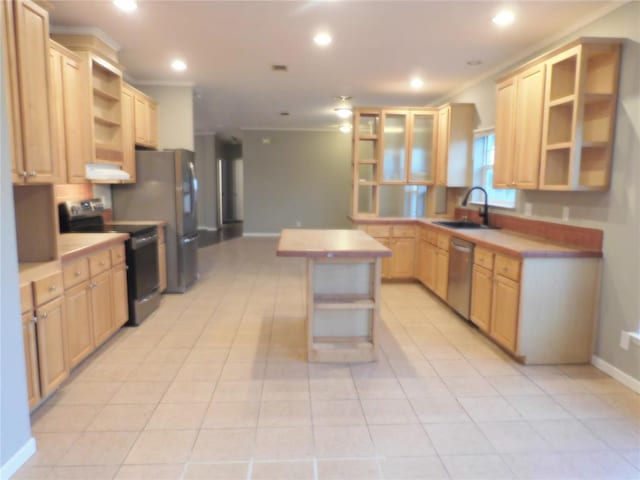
[110,244,126,266]
[63,258,90,289]
[33,271,63,306]
[424,228,438,245]
[495,254,521,281]
[474,247,494,270]
[436,233,450,251]
[89,249,111,277]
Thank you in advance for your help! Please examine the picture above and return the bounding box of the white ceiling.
[49,0,620,136]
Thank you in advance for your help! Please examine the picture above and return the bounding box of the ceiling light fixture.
[113,0,137,12]
[492,10,515,26]
[171,59,187,72]
[314,32,332,47]
[339,123,352,134]
[334,95,353,118]
[410,77,424,89]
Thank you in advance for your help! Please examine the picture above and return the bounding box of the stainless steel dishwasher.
[447,237,475,319]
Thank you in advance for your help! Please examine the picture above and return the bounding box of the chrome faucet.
[461,186,489,226]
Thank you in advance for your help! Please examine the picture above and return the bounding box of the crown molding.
[49,25,121,52]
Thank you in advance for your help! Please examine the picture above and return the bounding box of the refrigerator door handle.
[182,234,199,245]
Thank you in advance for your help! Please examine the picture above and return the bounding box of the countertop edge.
[58,233,130,262]
[276,249,392,258]
[351,217,603,259]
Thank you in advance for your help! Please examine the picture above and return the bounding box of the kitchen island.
[277,229,391,363]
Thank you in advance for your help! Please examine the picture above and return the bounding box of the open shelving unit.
[540,39,621,190]
[352,108,381,216]
[307,258,380,363]
[90,56,123,164]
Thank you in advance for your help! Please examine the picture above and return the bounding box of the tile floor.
[13,237,640,479]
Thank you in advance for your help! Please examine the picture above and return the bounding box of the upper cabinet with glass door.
[380,110,409,183]
[409,111,436,183]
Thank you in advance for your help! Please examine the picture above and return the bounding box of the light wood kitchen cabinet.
[470,265,492,333]
[20,285,40,409]
[435,103,474,187]
[64,282,93,368]
[423,242,437,291]
[49,41,92,184]
[409,111,437,184]
[128,83,158,148]
[148,102,158,147]
[120,84,136,182]
[434,249,449,300]
[6,0,58,184]
[111,263,128,329]
[390,237,415,278]
[494,63,546,189]
[490,273,520,352]
[380,110,409,183]
[35,296,68,397]
[539,40,621,190]
[90,270,114,347]
[364,224,415,280]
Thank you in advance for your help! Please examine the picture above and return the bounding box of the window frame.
[469,128,517,210]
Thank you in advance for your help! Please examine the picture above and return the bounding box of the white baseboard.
[592,355,640,393]
[198,226,218,232]
[1,437,36,480]
[243,233,280,237]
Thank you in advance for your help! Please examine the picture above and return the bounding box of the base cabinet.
[91,270,114,346]
[36,296,68,397]
[470,265,492,332]
[490,274,520,353]
[390,237,415,278]
[64,283,93,368]
[22,311,40,409]
[111,263,128,328]
[434,249,449,300]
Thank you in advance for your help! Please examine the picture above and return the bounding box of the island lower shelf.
[307,257,381,363]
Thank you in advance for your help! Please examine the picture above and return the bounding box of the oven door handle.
[131,233,158,250]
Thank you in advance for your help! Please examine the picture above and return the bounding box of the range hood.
[85,163,131,181]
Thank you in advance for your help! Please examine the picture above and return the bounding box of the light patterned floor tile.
[441,454,515,479]
[378,456,449,479]
[190,428,255,461]
[125,430,198,464]
[368,424,436,456]
[316,459,382,479]
[57,431,138,466]
[313,425,375,457]
[202,401,260,428]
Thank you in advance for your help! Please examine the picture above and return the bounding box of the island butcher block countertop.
[351,217,602,259]
[58,233,130,261]
[277,229,391,258]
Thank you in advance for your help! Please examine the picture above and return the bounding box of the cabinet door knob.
[21,171,28,178]
[29,171,37,177]
[74,271,81,277]
[99,261,105,266]
[41,312,48,319]
[49,285,57,292]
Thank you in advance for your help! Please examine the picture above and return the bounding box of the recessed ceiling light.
[113,0,137,12]
[410,77,424,89]
[314,32,332,47]
[492,10,515,26]
[339,123,352,133]
[271,64,288,72]
[280,112,290,116]
[171,59,187,72]
[467,60,483,66]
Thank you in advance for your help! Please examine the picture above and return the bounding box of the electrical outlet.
[524,202,532,216]
[296,221,301,227]
[562,206,570,221]
[620,331,631,350]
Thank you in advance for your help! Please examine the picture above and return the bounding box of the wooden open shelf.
[540,39,620,191]
[93,86,119,102]
[94,115,120,127]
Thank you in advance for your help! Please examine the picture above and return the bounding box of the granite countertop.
[58,233,130,261]
[351,216,602,259]
[277,229,392,258]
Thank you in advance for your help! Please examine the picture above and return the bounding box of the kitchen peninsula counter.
[277,229,391,363]
[58,233,130,261]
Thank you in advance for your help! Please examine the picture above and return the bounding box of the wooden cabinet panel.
[158,240,167,292]
[390,237,415,278]
[64,283,93,368]
[91,270,113,346]
[377,238,391,279]
[435,249,449,299]
[33,271,63,306]
[148,101,158,148]
[110,244,126,265]
[63,257,90,289]
[391,225,415,238]
[474,247,494,270]
[14,0,56,183]
[424,243,437,291]
[35,296,68,396]
[20,282,33,314]
[470,265,492,332]
[490,275,520,353]
[494,78,516,188]
[111,264,128,328]
[49,46,66,181]
[495,254,521,282]
[22,312,40,409]
[89,249,111,277]
[513,64,545,188]
[435,106,450,186]
[121,85,136,182]
[134,94,148,144]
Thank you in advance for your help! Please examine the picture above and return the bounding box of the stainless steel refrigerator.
[112,149,198,293]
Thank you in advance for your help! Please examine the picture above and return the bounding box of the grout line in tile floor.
[15,237,640,480]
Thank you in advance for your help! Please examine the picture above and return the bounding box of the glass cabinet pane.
[410,114,435,182]
[358,164,376,182]
[357,185,376,215]
[379,185,427,217]
[358,115,379,136]
[357,140,376,162]
[382,114,407,182]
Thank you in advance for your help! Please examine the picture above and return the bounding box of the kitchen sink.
[433,220,500,230]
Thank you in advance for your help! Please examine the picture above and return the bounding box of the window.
[470,130,516,208]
